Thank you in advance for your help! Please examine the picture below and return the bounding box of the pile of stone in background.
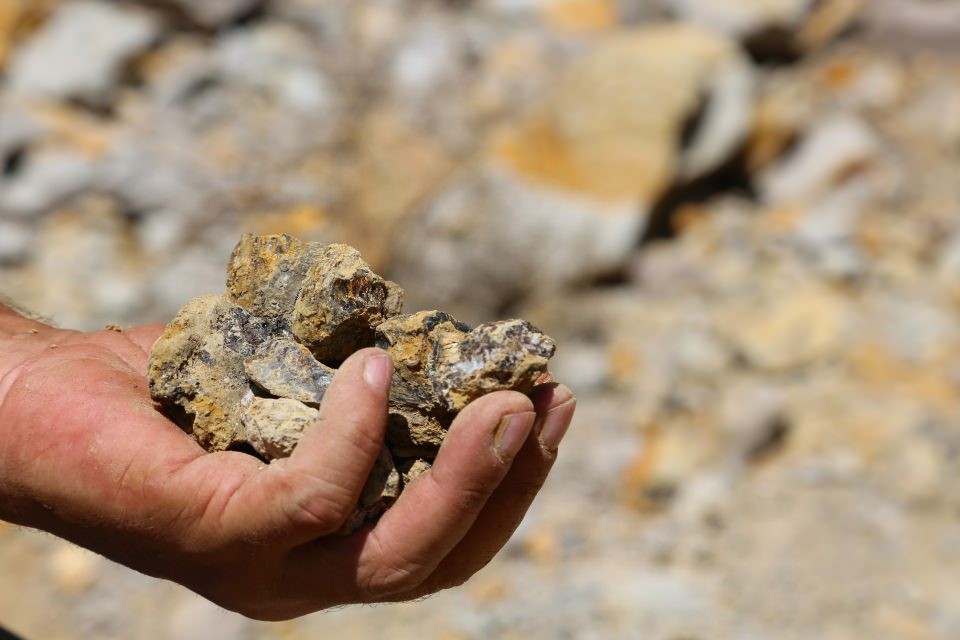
[3,0,960,638]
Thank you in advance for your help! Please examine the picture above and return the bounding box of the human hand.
[0,307,575,620]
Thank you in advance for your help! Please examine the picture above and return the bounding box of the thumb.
[219,348,392,545]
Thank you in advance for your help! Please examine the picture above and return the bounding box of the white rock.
[673,471,734,527]
[215,22,339,117]
[8,1,160,104]
[393,24,754,317]
[390,17,464,97]
[0,151,96,217]
[720,379,787,460]
[549,341,611,393]
[0,102,42,158]
[0,220,34,263]
[759,115,880,205]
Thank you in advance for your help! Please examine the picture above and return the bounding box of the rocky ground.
[2,0,960,638]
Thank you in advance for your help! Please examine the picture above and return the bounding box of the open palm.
[0,314,575,620]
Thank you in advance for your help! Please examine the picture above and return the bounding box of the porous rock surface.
[148,233,555,532]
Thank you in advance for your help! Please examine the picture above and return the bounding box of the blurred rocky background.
[3,0,960,638]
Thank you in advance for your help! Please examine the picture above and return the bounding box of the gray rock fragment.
[244,337,335,405]
[435,319,557,412]
[8,1,160,105]
[148,295,288,451]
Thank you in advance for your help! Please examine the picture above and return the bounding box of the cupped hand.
[0,310,575,620]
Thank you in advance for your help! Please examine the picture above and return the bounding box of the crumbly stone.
[337,445,402,535]
[375,311,467,456]
[147,294,288,451]
[226,233,322,318]
[149,234,556,532]
[435,319,557,412]
[244,337,334,405]
[242,397,319,459]
[292,243,404,361]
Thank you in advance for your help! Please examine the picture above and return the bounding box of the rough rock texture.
[244,337,334,405]
[391,23,755,320]
[148,234,555,532]
[226,233,322,319]
[435,320,557,412]
[242,397,319,459]
[7,1,160,104]
[293,243,404,361]
[375,311,468,456]
[147,294,287,452]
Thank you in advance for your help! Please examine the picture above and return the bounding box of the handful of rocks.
[147,234,556,533]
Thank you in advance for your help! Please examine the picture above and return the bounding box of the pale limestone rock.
[759,115,881,206]
[242,397,319,460]
[393,24,754,318]
[8,1,160,104]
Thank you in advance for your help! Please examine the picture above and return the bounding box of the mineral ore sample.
[292,243,404,361]
[244,337,334,405]
[242,397,319,459]
[148,233,556,533]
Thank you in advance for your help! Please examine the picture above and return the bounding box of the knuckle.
[339,415,385,458]
[427,472,493,516]
[285,494,343,534]
[513,478,546,506]
[361,536,430,598]
[366,563,424,598]
[280,470,350,534]
[453,482,494,515]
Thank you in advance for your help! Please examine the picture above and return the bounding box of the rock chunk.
[376,311,466,455]
[148,295,288,451]
[8,1,160,105]
[227,233,322,319]
[435,319,557,412]
[244,337,335,405]
[149,234,556,533]
[242,397,319,460]
[293,243,404,361]
[391,24,754,320]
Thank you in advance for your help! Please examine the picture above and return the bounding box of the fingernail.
[363,353,393,391]
[537,398,576,453]
[494,411,536,463]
